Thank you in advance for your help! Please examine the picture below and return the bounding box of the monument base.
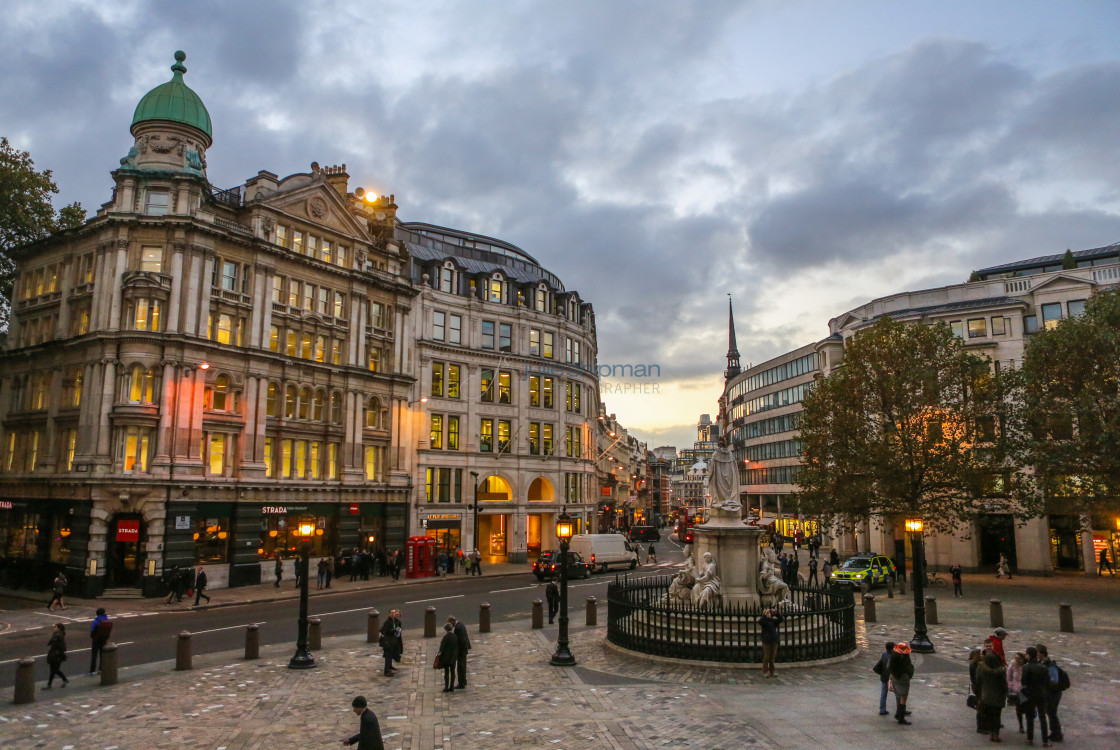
[694,512,765,610]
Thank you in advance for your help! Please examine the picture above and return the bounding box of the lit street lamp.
[550,508,576,666]
[288,518,318,669]
[905,518,934,654]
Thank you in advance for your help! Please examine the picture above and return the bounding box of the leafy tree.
[1012,289,1120,518]
[1061,249,1076,270]
[797,317,1020,535]
[0,137,84,328]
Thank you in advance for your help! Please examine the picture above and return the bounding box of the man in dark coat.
[759,608,783,677]
[379,609,403,677]
[545,580,560,624]
[438,622,459,692]
[449,616,471,689]
[164,565,182,605]
[1037,644,1064,742]
[193,566,210,606]
[274,554,283,587]
[89,608,112,675]
[342,695,385,750]
[1021,646,1051,746]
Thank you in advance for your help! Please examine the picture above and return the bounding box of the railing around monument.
[606,575,857,664]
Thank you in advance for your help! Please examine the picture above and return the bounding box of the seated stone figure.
[692,552,722,610]
[758,548,792,609]
[662,567,697,608]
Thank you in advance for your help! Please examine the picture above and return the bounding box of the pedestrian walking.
[1007,651,1026,734]
[88,608,112,675]
[164,564,183,604]
[1099,547,1115,576]
[1021,646,1052,746]
[437,550,449,578]
[759,608,782,677]
[873,641,895,715]
[1037,644,1065,742]
[829,548,840,567]
[325,555,334,588]
[986,627,1008,666]
[470,548,482,575]
[976,651,1009,743]
[350,550,361,582]
[822,559,833,584]
[950,563,963,597]
[888,643,915,725]
[438,622,459,692]
[274,554,283,587]
[379,609,403,676]
[807,556,819,587]
[648,543,657,564]
[997,553,1012,579]
[341,695,385,750]
[545,579,560,624]
[193,566,210,606]
[44,623,68,689]
[317,558,328,589]
[47,572,67,611]
[449,615,471,688]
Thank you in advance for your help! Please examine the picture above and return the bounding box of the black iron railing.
[606,575,857,664]
[210,184,243,209]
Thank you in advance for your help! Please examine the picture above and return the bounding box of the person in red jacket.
[985,627,1008,666]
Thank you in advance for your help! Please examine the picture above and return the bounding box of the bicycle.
[926,570,949,588]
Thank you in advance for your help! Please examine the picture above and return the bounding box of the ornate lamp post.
[288,518,317,669]
[550,508,576,666]
[905,518,934,653]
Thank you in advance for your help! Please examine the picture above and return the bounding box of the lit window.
[301,333,312,360]
[542,424,553,455]
[212,374,230,411]
[489,278,503,303]
[368,347,382,372]
[365,396,381,429]
[967,318,987,338]
[208,433,226,475]
[336,245,347,268]
[295,439,307,478]
[315,335,326,363]
[542,377,554,408]
[286,330,297,357]
[432,362,444,397]
[529,422,540,454]
[269,325,280,352]
[328,443,338,479]
[448,416,459,451]
[292,231,304,255]
[285,385,297,419]
[131,299,163,331]
[481,369,494,402]
[1041,303,1062,330]
[320,240,332,264]
[264,437,273,477]
[333,292,344,318]
[280,439,292,478]
[122,426,151,472]
[141,246,162,273]
[498,371,511,404]
[310,441,321,479]
[543,332,554,358]
[480,418,493,452]
[62,429,76,471]
[530,329,540,356]
[128,365,155,404]
[430,414,443,449]
[530,376,540,406]
[276,225,288,248]
[266,382,278,417]
[216,314,233,344]
[364,445,381,481]
[498,419,511,453]
[448,365,460,399]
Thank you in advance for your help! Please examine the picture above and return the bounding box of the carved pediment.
[260,179,369,240]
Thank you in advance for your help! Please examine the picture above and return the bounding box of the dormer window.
[489,274,507,304]
[440,262,457,294]
[144,189,169,216]
[535,284,550,313]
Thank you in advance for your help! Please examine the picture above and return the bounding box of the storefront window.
[1,510,41,558]
[194,516,230,563]
[50,515,72,564]
[257,511,334,559]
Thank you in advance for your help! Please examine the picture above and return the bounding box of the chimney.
[323,163,349,197]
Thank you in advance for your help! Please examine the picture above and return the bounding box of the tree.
[0,137,85,328]
[1012,289,1120,519]
[797,317,1021,535]
[1061,249,1076,270]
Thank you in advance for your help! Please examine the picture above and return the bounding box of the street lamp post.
[288,518,317,669]
[550,508,576,666]
[905,518,934,654]
[470,471,480,552]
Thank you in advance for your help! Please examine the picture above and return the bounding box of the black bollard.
[532,599,544,629]
[479,602,491,633]
[245,624,260,660]
[13,657,35,704]
[925,595,939,625]
[100,642,119,686]
[1059,602,1074,633]
[586,596,597,626]
[175,631,192,671]
[424,606,437,638]
[309,617,322,650]
[989,599,1004,628]
[367,610,381,644]
[863,593,876,623]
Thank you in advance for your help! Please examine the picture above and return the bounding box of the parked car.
[532,550,592,580]
[569,534,640,573]
[628,525,660,543]
[829,553,896,590]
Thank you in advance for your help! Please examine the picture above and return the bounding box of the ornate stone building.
[0,53,417,596]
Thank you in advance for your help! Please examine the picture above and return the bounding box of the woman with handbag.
[888,643,915,725]
[1007,652,1026,734]
[438,622,459,693]
[976,651,1009,742]
[45,623,68,689]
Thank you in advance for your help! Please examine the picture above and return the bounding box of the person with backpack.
[88,608,112,676]
[873,641,895,715]
[1037,644,1066,742]
[47,572,67,611]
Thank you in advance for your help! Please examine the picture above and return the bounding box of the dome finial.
[171,50,187,77]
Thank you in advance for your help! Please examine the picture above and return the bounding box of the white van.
[569,534,639,573]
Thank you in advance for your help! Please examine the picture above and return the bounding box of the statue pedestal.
[694,511,765,610]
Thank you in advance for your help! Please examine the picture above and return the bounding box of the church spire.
[725,295,741,381]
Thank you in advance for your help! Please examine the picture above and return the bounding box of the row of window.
[428,415,584,457]
[275,225,351,268]
[950,316,1010,340]
[729,353,819,399]
[429,362,582,412]
[744,439,804,462]
[431,312,584,363]
[268,325,346,363]
[424,467,587,503]
[742,412,801,440]
[730,383,812,420]
[271,275,347,318]
[743,465,803,486]
[429,262,583,323]
[1023,300,1086,334]
[261,437,340,480]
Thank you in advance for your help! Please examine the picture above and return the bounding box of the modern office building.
[403,224,601,564]
[724,242,1120,575]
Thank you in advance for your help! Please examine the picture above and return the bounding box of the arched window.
[298,387,312,420]
[285,385,297,419]
[440,261,457,294]
[365,396,381,429]
[128,364,155,404]
[331,391,343,424]
[212,374,230,411]
[266,382,278,417]
[313,390,325,422]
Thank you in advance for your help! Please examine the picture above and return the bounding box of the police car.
[830,554,896,590]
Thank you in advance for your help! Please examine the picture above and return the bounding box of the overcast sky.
[4,0,1119,451]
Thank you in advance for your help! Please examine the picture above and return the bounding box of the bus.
[673,507,707,544]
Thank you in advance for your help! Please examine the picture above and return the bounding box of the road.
[0,537,685,688]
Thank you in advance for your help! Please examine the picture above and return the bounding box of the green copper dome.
[131,51,212,141]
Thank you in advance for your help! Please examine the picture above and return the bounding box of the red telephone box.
[406,536,438,578]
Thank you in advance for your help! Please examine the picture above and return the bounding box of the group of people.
[969,628,1068,745]
[436,548,483,577]
[163,565,210,606]
[39,605,115,689]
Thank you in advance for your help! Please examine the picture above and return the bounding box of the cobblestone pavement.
[1,572,1116,749]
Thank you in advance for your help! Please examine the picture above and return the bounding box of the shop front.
[477,512,510,563]
[423,513,463,556]
[0,498,89,592]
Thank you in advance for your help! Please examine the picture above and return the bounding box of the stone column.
[182,251,201,338]
[165,243,185,334]
[74,362,98,463]
[152,360,179,470]
[196,250,215,338]
[348,295,362,366]
[95,358,119,466]
[107,239,128,332]
[89,246,109,331]
[249,263,272,349]
[55,258,76,338]
[41,368,63,471]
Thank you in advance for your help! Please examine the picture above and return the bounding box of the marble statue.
[706,437,742,514]
[692,552,722,610]
[663,567,697,608]
[758,547,792,609]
